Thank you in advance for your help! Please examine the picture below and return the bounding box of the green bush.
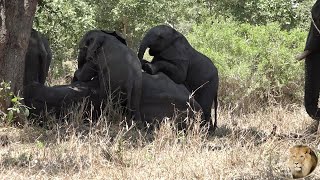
[187,19,307,110]
[212,0,313,30]
[34,0,96,78]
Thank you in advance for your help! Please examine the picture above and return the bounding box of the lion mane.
[288,145,318,179]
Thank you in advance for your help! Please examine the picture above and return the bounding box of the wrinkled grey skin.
[72,30,127,83]
[305,0,320,53]
[141,72,203,129]
[75,30,142,121]
[74,30,127,72]
[24,79,100,118]
[138,25,219,132]
[24,29,52,86]
[304,0,320,120]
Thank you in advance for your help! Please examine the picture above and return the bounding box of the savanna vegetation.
[1,0,320,179]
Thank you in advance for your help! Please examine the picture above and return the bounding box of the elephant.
[303,0,320,120]
[74,30,142,121]
[140,72,203,129]
[24,29,52,86]
[75,30,127,71]
[24,79,100,118]
[74,63,203,130]
[137,25,219,132]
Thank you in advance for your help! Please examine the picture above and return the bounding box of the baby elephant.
[75,30,142,121]
[138,25,219,132]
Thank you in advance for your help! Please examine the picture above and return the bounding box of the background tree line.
[33,0,314,109]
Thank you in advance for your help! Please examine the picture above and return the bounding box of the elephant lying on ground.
[24,29,52,86]
[73,62,203,129]
[24,79,100,118]
[138,25,219,132]
[75,30,142,121]
[141,72,203,129]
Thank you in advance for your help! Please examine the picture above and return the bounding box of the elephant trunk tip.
[138,40,148,60]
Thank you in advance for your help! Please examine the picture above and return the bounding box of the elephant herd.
[22,0,320,132]
[23,26,219,132]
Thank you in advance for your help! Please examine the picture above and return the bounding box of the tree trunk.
[0,0,38,113]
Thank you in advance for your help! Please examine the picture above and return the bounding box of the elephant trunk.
[138,38,149,60]
[304,53,320,120]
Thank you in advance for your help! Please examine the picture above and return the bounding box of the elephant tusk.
[295,50,311,61]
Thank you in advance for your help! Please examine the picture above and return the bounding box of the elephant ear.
[158,36,190,62]
[101,30,127,46]
[312,0,320,20]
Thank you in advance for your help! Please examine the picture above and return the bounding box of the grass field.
[0,104,319,179]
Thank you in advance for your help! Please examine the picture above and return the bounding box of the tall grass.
[0,102,319,179]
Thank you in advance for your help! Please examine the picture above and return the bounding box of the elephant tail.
[213,93,218,129]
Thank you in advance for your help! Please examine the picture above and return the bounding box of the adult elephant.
[141,72,203,129]
[303,0,320,120]
[137,25,219,132]
[24,29,52,86]
[24,79,100,118]
[74,30,142,121]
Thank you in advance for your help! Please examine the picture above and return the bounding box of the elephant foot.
[208,124,217,134]
[200,121,217,134]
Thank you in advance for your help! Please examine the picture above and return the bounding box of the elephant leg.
[125,82,133,118]
[131,78,142,122]
[305,52,320,120]
[194,83,216,132]
[144,60,187,84]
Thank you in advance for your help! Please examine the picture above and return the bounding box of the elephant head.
[78,30,126,69]
[137,25,185,61]
[85,34,106,63]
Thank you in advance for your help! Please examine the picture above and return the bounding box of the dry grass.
[0,104,319,179]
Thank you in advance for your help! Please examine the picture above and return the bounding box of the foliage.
[32,0,313,107]
[33,0,314,77]
[187,19,306,107]
[34,0,96,77]
[212,0,314,30]
[92,0,193,50]
[0,81,29,124]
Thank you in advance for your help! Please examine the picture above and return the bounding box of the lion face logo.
[288,145,318,179]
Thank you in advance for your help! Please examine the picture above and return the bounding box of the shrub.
[187,19,307,111]
[34,0,96,78]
